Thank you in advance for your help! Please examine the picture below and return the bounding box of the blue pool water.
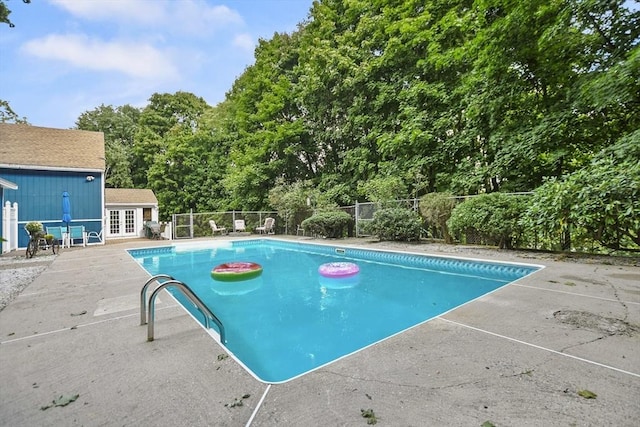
[129,240,540,383]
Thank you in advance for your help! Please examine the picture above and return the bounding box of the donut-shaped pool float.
[318,262,359,278]
[211,262,262,282]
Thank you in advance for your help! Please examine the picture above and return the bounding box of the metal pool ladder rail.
[140,274,226,344]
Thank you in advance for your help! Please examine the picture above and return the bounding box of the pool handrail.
[140,274,175,326]
[146,279,226,344]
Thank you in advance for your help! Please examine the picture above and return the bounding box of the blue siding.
[0,168,103,247]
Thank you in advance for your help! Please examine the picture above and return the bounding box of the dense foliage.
[521,132,640,252]
[71,0,639,252]
[268,179,314,234]
[419,192,457,242]
[448,193,528,249]
[370,208,422,242]
[76,104,140,188]
[301,211,353,238]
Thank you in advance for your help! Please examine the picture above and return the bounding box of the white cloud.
[22,33,179,80]
[49,0,165,25]
[172,2,243,34]
[49,0,244,34]
[232,33,255,53]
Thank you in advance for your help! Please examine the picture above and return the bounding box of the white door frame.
[106,208,138,238]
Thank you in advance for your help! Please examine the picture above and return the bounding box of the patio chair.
[46,226,68,248]
[209,220,227,236]
[86,229,103,245]
[68,225,87,247]
[255,217,275,234]
[234,219,246,233]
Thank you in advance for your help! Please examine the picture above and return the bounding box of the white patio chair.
[234,219,246,233]
[255,217,275,234]
[209,220,227,236]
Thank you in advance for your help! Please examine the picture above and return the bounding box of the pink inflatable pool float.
[318,262,360,278]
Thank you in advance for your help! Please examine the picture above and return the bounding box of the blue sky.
[0,0,314,129]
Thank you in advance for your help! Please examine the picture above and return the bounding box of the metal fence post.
[172,213,176,240]
[189,209,194,239]
[355,200,359,237]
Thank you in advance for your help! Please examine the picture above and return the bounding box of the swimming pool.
[129,239,541,383]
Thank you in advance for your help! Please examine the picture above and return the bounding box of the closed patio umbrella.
[62,191,72,229]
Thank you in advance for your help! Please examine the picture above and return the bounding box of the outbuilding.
[105,188,159,239]
[0,123,105,250]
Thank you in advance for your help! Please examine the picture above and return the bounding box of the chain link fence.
[170,193,539,249]
[172,210,281,239]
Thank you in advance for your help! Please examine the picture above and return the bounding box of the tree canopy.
[74,0,639,232]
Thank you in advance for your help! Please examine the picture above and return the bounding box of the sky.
[0,0,314,129]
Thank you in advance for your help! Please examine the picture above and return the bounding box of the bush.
[419,192,456,243]
[301,211,352,238]
[447,193,527,249]
[370,208,422,242]
[522,156,640,252]
[520,131,640,253]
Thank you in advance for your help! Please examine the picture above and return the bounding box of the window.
[110,210,120,234]
[125,210,135,233]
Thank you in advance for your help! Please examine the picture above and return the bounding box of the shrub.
[519,177,574,251]
[447,193,527,249]
[568,158,639,251]
[520,131,640,253]
[370,208,422,242]
[301,211,352,238]
[419,192,456,243]
[522,154,640,252]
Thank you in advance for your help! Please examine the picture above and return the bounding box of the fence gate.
[2,201,18,253]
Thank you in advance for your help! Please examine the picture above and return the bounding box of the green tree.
[0,0,30,27]
[457,0,639,192]
[76,104,140,188]
[132,91,211,188]
[358,176,408,206]
[145,103,230,218]
[0,99,28,123]
[223,32,313,210]
[268,179,314,232]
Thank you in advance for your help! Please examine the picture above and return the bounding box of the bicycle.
[25,232,58,258]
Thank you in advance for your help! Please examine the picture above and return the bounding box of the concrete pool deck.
[0,237,638,426]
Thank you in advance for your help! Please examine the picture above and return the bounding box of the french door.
[108,209,137,237]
